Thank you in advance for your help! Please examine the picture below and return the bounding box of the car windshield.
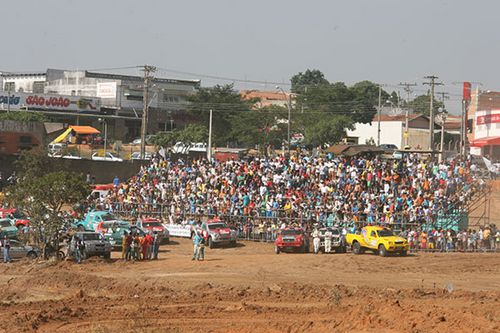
[101,213,116,221]
[0,220,12,227]
[82,233,102,241]
[143,221,162,227]
[208,223,226,230]
[378,229,394,237]
[281,229,301,236]
[11,211,26,219]
[102,221,128,228]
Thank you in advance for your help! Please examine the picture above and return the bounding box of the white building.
[1,69,201,141]
[346,114,437,150]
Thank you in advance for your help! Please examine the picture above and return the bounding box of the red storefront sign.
[476,113,500,125]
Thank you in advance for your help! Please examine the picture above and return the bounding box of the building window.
[4,82,15,92]
[33,81,45,93]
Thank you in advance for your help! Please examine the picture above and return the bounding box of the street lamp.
[437,108,448,162]
[98,118,108,158]
[276,86,291,156]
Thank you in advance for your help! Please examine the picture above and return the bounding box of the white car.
[171,142,207,154]
[131,152,152,160]
[91,152,123,162]
[131,135,155,145]
[62,152,82,160]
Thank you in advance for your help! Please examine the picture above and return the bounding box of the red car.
[0,208,30,229]
[137,218,170,243]
[275,228,309,254]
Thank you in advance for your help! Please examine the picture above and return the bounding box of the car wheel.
[400,250,407,256]
[104,252,111,260]
[275,246,280,254]
[208,237,214,249]
[378,244,387,257]
[352,242,362,254]
[57,251,66,260]
[27,251,38,260]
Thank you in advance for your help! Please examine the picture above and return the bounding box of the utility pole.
[207,109,213,161]
[423,76,443,153]
[7,82,11,113]
[377,85,382,146]
[140,65,156,159]
[399,82,417,147]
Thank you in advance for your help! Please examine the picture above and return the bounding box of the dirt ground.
[0,239,498,333]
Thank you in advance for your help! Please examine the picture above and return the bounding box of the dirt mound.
[0,238,498,332]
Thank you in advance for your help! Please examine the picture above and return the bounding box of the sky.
[1,0,500,114]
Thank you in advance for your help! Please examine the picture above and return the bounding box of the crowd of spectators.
[94,152,485,230]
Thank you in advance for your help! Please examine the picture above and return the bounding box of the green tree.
[408,94,444,116]
[153,124,208,148]
[303,115,353,147]
[228,105,287,149]
[0,111,48,122]
[187,84,257,146]
[291,69,330,93]
[7,148,89,259]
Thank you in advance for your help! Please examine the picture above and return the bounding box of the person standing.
[121,231,130,261]
[75,237,85,264]
[152,231,160,260]
[312,228,320,254]
[324,228,333,253]
[192,231,202,260]
[1,236,11,263]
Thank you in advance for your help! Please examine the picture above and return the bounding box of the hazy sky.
[2,0,500,114]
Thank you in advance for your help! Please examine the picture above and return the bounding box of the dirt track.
[0,239,499,333]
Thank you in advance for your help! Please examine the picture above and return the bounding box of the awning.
[469,136,500,147]
[50,125,101,144]
[69,125,100,135]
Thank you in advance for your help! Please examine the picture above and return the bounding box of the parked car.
[0,218,18,238]
[318,227,346,253]
[91,152,123,162]
[7,240,40,259]
[275,228,309,254]
[95,220,132,249]
[74,211,127,232]
[132,135,156,146]
[61,152,82,160]
[48,143,67,157]
[0,208,30,229]
[137,218,170,243]
[68,232,112,259]
[171,142,207,154]
[379,143,398,152]
[195,219,237,248]
[130,152,152,160]
[346,226,408,257]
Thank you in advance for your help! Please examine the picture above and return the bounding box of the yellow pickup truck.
[346,226,408,256]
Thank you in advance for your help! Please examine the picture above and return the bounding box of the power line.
[423,75,444,151]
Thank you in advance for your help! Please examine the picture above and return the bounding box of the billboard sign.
[476,113,500,126]
[463,82,471,102]
[96,82,117,99]
[0,91,101,113]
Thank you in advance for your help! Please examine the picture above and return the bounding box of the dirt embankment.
[0,239,498,333]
